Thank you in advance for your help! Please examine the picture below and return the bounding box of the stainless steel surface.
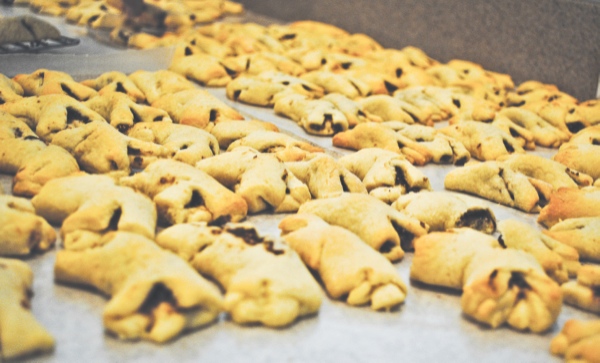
[0,5,598,363]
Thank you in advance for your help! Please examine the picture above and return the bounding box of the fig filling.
[508,272,530,290]
[185,190,204,209]
[456,209,496,233]
[107,207,122,231]
[115,82,127,94]
[391,220,415,252]
[60,84,82,100]
[138,283,178,332]
[379,240,396,254]
[66,106,91,124]
[227,226,264,245]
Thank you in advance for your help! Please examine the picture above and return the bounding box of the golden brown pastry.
[0,94,106,142]
[13,69,97,101]
[54,232,223,343]
[392,86,457,123]
[129,70,196,104]
[358,95,420,125]
[119,159,248,225]
[569,125,600,145]
[128,121,219,165]
[322,93,382,127]
[300,70,371,99]
[0,73,24,105]
[392,191,495,233]
[29,0,79,15]
[543,217,600,262]
[285,154,366,198]
[411,228,563,332]
[221,52,305,78]
[561,265,600,314]
[0,14,61,44]
[152,89,244,129]
[538,187,600,228]
[225,76,290,106]
[551,319,600,362]
[332,122,403,154]
[65,0,121,29]
[84,92,172,133]
[196,146,310,213]
[156,222,322,327]
[0,258,54,360]
[338,148,431,203]
[498,107,570,148]
[227,130,323,162]
[553,143,600,181]
[521,100,588,135]
[578,99,600,126]
[279,214,407,310]
[32,174,156,250]
[209,119,279,149]
[81,71,146,103]
[274,93,348,136]
[0,195,56,256]
[507,80,577,108]
[298,193,428,261]
[497,219,580,283]
[169,52,232,87]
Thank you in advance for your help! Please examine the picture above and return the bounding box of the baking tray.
[1,6,598,363]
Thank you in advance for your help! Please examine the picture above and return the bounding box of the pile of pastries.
[1,17,600,363]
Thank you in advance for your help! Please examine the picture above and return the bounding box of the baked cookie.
[322,93,382,127]
[221,52,305,78]
[497,219,580,283]
[392,191,495,233]
[0,73,24,105]
[0,258,54,360]
[32,174,156,250]
[84,92,172,133]
[65,0,121,29]
[0,94,106,142]
[196,146,310,213]
[538,187,600,228]
[411,228,562,332]
[29,0,78,15]
[285,154,366,198]
[50,121,170,173]
[119,159,248,225]
[521,100,588,135]
[156,222,322,327]
[358,95,421,125]
[81,71,146,103]
[280,214,407,310]
[578,99,600,126]
[129,70,196,104]
[332,122,402,154]
[300,70,370,99]
[226,76,289,107]
[551,319,600,362]
[498,107,570,148]
[0,195,56,256]
[440,121,524,161]
[169,52,232,87]
[13,69,97,101]
[543,217,600,262]
[507,80,577,108]
[128,121,219,165]
[257,71,325,98]
[54,232,223,342]
[152,89,244,129]
[553,143,600,181]
[227,130,323,162]
[339,148,431,203]
[560,265,600,314]
[274,93,348,136]
[569,125,600,145]
[210,119,279,149]
[184,33,233,58]
[298,193,428,261]
[444,161,551,213]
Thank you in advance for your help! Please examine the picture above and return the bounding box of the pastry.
[332,122,403,154]
[0,195,56,256]
[0,94,106,142]
[32,174,156,250]
[444,161,551,213]
[274,93,349,136]
[560,265,600,314]
[50,120,170,173]
[279,214,407,310]
[227,130,323,162]
[0,73,24,105]
[498,107,569,148]
[152,89,244,129]
[506,80,577,107]
[220,52,305,78]
[521,100,588,135]
[0,258,54,360]
[0,15,61,44]
[297,193,428,261]
[81,71,146,103]
[13,69,97,101]
[119,159,248,225]
[569,125,600,145]
[358,95,421,125]
[185,33,233,58]
[65,0,121,29]
[440,121,524,161]
[156,222,322,327]
[578,99,600,126]
[538,187,600,228]
[551,319,600,362]
[392,191,495,233]
[543,217,600,262]
[285,154,367,198]
[129,70,196,104]
[128,121,219,165]
[411,228,562,332]
[29,0,79,15]
[322,93,382,127]
[339,148,432,203]
[497,219,580,283]
[195,146,310,213]
[226,76,290,106]
[257,71,325,98]
[553,143,600,181]
[209,119,279,149]
[54,232,223,343]
[169,52,232,87]
[300,70,371,99]
[84,92,172,133]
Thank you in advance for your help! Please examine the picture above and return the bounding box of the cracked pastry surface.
[0,258,54,360]
[54,232,223,343]
[279,214,407,310]
[156,222,322,327]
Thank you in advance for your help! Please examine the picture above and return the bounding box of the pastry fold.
[279,214,407,310]
[128,70,196,104]
[156,223,322,327]
[560,265,600,313]
[210,119,279,149]
[81,71,146,103]
[551,319,600,362]
[54,232,223,342]
[13,69,97,101]
[274,93,348,136]
[227,130,323,162]
[538,187,600,228]
[543,217,600,262]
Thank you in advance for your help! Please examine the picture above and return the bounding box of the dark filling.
[245,59,251,71]
[405,110,419,124]
[189,14,196,21]
[223,65,237,77]
[379,240,396,254]
[454,156,468,166]
[391,220,415,252]
[138,283,178,332]
[20,299,31,310]
[301,84,314,92]
[536,188,549,207]
[439,154,453,164]
[38,71,45,86]
[109,160,118,170]
[66,107,91,124]
[184,47,193,56]
[502,139,515,153]
[131,108,142,123]
[61,84,82,100]
[0,97,5,105]
[357,110,366,117]
[547,95,558,102]
[340,62,352,70]
[282,81,290,86]
[509,127,520,138]
[127,146,141,155]
[153,116,164,122]
[209,109,218,122]
[566,121,585,134]
[280,33,296,41]
[180,144,188,150]
[263,240,285,255]
[207,215,231,227]
[232,89,241,101]
[498,168,515,201]
[100,4,107,10]
[384,80,398,94]
[227,226,264,245]
[321,58,327,65]
[24,135,40,141]
[593,139,600,146]
[508,272,530,290]
[115,82,127,94]
[339,176,350,192]
[185,190,204,209]
[395,68,403,78]
[159,176,175,185]
[497,235,506,248]
[394,166,407,187]
[456,209,496,232]
[592,285,600,297]
[117,124,130,133]
[107,207,122,231]
[349,80,365,96]
[488,269,498,288]
[13,128,23,138]
[452,99,461,108]
[87,15,100,25]
[332,122,344,134]
[509,100,526,107]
